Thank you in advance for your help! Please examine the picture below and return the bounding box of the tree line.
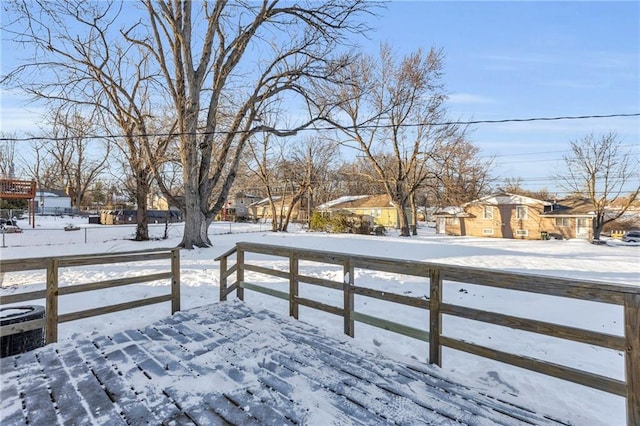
[1,1,637,244]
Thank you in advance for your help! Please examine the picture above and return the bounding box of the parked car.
[622,230,640,243]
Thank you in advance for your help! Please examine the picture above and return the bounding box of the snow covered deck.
[1,301,568,425]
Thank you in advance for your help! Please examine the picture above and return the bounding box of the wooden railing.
[216,241,640,425]
[0,179,36,199]
[0,248,181,344]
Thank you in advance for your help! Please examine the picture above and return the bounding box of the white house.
[35,189,73,215]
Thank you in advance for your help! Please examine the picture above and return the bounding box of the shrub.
[310,211,329,231]
[329,212,350,233]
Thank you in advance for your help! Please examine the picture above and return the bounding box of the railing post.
[625,293,640,425]
[219,255,228,302]
[45,258,59,344]
[289,254,299,319]
[429,268,442,366]
[343,257,354,338]
[237,248,244,301]
[171,249,181,314]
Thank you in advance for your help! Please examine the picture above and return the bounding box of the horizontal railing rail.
[216,241,639,425]
[1,248,180,344]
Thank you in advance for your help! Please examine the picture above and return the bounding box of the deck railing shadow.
[216,241,639,425]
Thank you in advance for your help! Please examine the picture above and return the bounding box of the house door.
[576,218,590,239]
[437,218,446,234]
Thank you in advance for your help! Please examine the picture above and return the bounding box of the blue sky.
[1,1,639,192]
[360,1,639,190]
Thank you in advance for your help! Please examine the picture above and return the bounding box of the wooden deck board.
[1,300,570,425]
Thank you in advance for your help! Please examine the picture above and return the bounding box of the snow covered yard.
[1,216,639,425]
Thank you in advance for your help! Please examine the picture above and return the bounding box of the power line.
[488,145,640,159]
[495,173,640,183]
[1,112,639,142]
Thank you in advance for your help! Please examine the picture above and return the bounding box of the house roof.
[250,195,303,207]
[250,196,282,206]
[234,192,262,200]
[316,195,368,210]
[36,189,69,198]
[432,206,475,218]
[320,194,395,210]
[542,198,595,216]
[465,192,551,207]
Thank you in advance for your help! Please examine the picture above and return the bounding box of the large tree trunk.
[180,153,211,247]
[398,208,411,237]
[268,201,279,232]
[134,170,149,241]
[393,199,411,237]
[409,193,418,236]
[281,193,303,232]
[593,213,605,240]
[181,200,210,248]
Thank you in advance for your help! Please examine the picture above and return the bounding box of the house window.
[516,206,528,220]
[483,206,493,220]
[515,229,529,237]
[482,228,494,235]
[555,218,570,227]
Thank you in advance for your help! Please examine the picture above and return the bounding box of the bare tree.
[560,132,639,240]
[334,159,387,197]
[2,1,177,240]
[429,138,495,207]
[0,134,18,179]
[125,0,373,248]
[280,138,339,231]
[497,177,555,201]
[246,132,338,231]
[315,45,458,236]
[26,107,109,209]
[245,132,284,231]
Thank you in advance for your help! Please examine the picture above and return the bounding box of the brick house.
[434,193,594,240]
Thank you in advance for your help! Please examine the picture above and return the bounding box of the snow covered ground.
[1,216,638,425]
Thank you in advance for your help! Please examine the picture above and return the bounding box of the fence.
[216,241,640,425]
[0,248,180,344]
[0,221,287,248]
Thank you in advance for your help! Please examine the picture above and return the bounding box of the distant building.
[100,209,182,225]
[35,189,73,215]
[248,195,307,223]
[317,194,410,229]
[220,193,263,221]
[433,193,595,240]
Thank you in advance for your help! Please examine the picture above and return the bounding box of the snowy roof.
[432,206,475,217]
[316,195,369,210]
[433,206,464,215]
[464,192,551,207]
[250,196,282,206]
[36,189,69,198]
